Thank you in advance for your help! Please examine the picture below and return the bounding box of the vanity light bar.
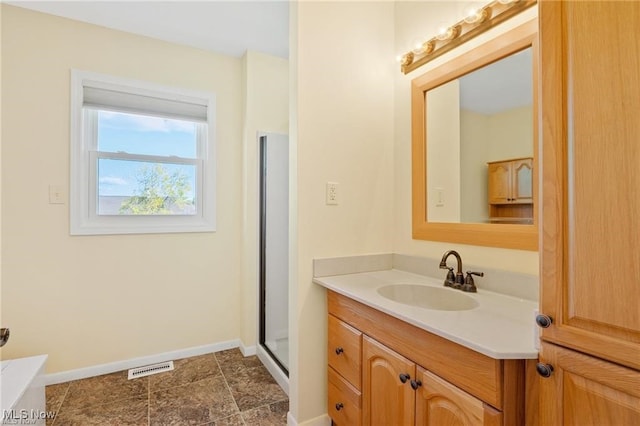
[399,0,537,74]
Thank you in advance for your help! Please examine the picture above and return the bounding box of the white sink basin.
[377,284,479,311]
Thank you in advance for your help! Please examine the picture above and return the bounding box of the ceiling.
[5,1,290,59]
[459,47,532,115]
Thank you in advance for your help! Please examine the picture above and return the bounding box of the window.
[70,70,216,235]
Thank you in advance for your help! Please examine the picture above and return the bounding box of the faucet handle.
[443,267,455,287]
[461,271,483,292]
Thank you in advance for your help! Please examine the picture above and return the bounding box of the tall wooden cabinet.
[538,1,640,424]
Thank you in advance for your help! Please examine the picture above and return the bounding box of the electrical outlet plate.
[326,182,339,205]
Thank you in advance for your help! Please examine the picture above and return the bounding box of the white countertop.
[314,269,539,360]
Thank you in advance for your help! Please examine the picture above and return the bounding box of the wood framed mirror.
[411,19,538,251]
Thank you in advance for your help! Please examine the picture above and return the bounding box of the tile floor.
[45,349,288,425]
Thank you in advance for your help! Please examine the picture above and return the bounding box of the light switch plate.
[49,185,66,204]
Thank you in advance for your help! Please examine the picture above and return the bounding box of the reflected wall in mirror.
[412,19,538,250]
[427,47,533,224]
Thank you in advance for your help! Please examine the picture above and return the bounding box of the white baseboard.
[257,345,288,396]
[287,412,331,426]
[44,339,241,385]
[239,342,257,356]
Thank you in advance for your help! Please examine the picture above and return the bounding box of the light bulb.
[464,7,482,23]
[435,25,451,41]
[411,37,427,54]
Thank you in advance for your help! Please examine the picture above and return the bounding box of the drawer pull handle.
[535,314,553,328]
[335,347,344,355]
[536,363,554,378]
[410,379,422,390]
[335,403,344,411]
[399,373,410,383]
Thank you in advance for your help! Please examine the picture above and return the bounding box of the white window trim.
[70,69,216,235]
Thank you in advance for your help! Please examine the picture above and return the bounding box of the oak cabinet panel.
[487,157,533,223]
[362,336,415,426]
[487,158,533,204]
[538,0,640,424]
[328,314,362,388]
[539,0,640,372]
[539,342,640,425]
[328,366,362,426]
[416,367,487,426]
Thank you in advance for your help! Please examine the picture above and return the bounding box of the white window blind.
[82,84,208,123]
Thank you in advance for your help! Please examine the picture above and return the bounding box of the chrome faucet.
[439,250,464,289]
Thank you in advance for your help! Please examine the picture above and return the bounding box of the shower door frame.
[258,134,289,376]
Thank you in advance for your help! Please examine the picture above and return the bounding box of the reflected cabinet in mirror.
[412,19,538,250]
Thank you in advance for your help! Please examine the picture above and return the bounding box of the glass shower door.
[259,133,289,374]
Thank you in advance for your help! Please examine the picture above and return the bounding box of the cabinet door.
[415,367,487,426]
[487,162,511,204]
[539,0,640,369]
[362,336,415,426]
[539,342,640,425]
[511,158,532,203]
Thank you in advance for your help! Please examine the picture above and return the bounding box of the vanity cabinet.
[364,335,489,426]
[327,290,526,425]
[538,0,640,424]
[487,157,533,224]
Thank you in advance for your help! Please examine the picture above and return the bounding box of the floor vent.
[127,361,174,380]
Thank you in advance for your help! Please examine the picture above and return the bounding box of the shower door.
[259,133,289,374]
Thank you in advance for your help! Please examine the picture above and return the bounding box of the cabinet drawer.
[328,366,362,426]
[328,314,362,388]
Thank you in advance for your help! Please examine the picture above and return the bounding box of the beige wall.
[394,3,539,274]
[0,5,244,373]
[427,79,460,223]
[240,51,288,348]
[488,105,533,161]
[460,110,490,223]
[291,1,395,422]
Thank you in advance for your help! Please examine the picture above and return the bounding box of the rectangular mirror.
[412,19,538,250]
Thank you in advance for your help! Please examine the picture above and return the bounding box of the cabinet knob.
[536,363,554,378]
[399,373,410,383]
[410,379,422,390]
[335,347,344,355]
[335,402,344,411]
[535,314,553,328]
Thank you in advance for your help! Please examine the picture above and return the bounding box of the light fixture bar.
[400,0,537,74]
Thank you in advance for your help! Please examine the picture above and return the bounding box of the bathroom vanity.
[315,268,538,426]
